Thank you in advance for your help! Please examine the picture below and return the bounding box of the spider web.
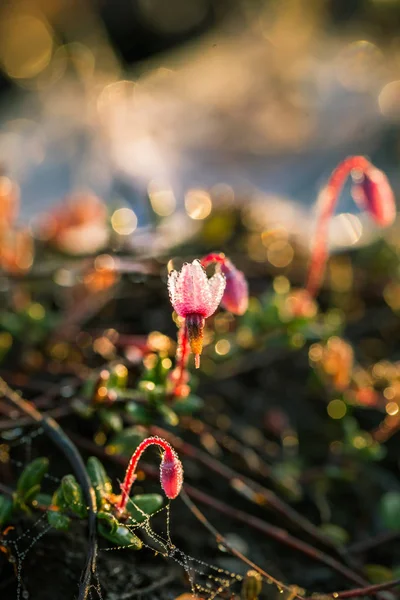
[1,425,265,600]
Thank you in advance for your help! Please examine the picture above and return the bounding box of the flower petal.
[167,270,179,307]
[174,260,212,316]
[204,272,226,317]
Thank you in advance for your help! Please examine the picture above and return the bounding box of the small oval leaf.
[61,475,87,518]
[17,457,49,499]
[98,522,142,549]
[47,510,71,531]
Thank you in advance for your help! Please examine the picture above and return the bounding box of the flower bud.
[220,259,248,315]
[352,167,396,227]
[241,570,262,600]
[160,448,183,500]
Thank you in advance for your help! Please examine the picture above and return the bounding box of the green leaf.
[23,484,41,505]
[108,365,128,390]
[364,564,393,583]
[16,457,49,500]
[173,394,204,415]
[0,494,13,526]
[97,511,119,534]
[87,457,113,510]
[319,524,349,546]
[158,404,179,426]
[47,510,71,531]
[61,475,87,518]
[98,522,142,549]
[35,493,53,507]
[380,492,400,530]
[51,486,68,510]
[107,427,145,457]
[126,494,164,523]
[71,398,95,419]
[125,402,151,425]
[80,378,97,401]
[98,408,123,432]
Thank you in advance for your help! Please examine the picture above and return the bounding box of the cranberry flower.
[168,259,226,367]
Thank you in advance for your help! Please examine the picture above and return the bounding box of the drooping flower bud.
[306,156,396,298]
[352,166,396,227]
[117,436,183,512]
[160,447,184,500]
[220,258,249,315]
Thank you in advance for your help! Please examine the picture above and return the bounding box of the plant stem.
[0,405,72,432]
[171,324,190,398]
[330,577,400,599]
[117,436,174,512]
[0,377,97,600]
[200,253,226,268]
[348,530,400,555]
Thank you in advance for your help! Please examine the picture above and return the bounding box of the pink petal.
[204,272,226,317]
[167,270,179,307]
[174,260,212,316]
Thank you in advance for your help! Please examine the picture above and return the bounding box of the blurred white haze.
[0,0,399,254]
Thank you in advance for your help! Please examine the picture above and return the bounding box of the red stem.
[200,252,226,268]
[117,436,174,512]
[306,156,371,298]
[331,577,400,599]
[171,324,191,397]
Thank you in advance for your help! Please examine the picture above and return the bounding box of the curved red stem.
[305,156,371,298]
[117,436,174,512]
[200,252,226,268]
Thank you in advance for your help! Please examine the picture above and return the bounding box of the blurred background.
[1,0,400,253]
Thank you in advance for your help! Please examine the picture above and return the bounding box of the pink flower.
[220,258,249,315]
[168,259,225,367]
[352,166,396,227]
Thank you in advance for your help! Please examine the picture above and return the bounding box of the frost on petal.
[167,270,179,308]
[204,272,226,317]
[160,448,183,499]
[173,260,212,316]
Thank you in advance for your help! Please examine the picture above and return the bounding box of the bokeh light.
[111,208,138,235]
[185,189,212,220]
[0,13,54,80]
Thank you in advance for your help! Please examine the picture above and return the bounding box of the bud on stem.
[117,436,183,513]
[306,156,396,298]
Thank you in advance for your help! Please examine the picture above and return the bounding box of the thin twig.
[348,531,400,555]
[330,578,400,599]
[180,488,303,599]
[0,405,72,432]
[0,378,97,600]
